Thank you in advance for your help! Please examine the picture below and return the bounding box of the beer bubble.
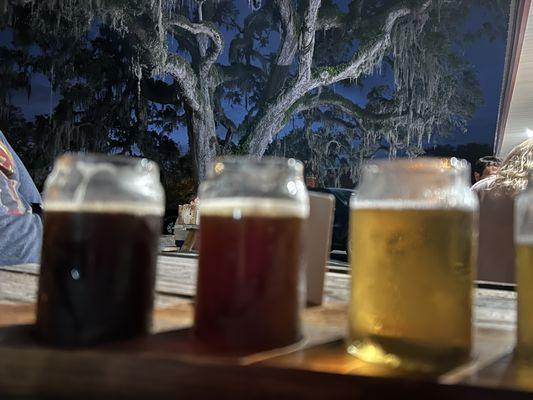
[70,269,80,280]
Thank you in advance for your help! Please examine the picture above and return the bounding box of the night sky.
[0,1,508,152]
[447,6,507,147]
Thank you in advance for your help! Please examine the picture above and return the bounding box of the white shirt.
[471,174,496,193]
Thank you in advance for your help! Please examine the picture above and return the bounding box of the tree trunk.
[247,86,306,156]
[247,110,286,157]
[187,87,218,184]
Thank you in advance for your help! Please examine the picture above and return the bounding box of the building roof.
[495,0,533,157]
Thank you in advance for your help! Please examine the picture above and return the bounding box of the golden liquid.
[347,208,476,372]
[516,244,533,362]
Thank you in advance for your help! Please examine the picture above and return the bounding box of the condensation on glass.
[348,158,478,372]
[36,153,165,346]
[194,157,309,353]
[515,171,533,362]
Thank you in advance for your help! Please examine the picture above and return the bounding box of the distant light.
[526,128,533,138]
[214,162,224,175]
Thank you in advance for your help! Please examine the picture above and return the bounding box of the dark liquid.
[194,214,304,353]
[36,210,161,346]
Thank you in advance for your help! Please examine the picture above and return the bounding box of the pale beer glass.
[348,158,478,371]
[194,157,309,353]
[515,172,533,362]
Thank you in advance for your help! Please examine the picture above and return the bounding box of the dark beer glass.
[194,157,309,353]
[36,154,165,346]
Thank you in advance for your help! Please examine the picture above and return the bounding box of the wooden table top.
[0,256,529,399]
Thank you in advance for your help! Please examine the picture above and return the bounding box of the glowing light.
[214,162,224,175]
[286,181,297,195]
[232,209,242,220]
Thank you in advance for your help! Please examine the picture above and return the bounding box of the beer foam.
[350,199,476,211]
[43,201,164,216]
[516,235,533,245]
[199,197,309,218]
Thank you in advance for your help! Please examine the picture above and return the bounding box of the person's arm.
[0,130,42,205]
[0,213,42,266]
[0,130,43,266]
[0,169,43,265]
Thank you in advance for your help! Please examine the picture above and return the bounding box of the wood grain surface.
[0,255,528,399]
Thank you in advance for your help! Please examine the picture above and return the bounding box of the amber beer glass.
[515,172,533,362]
[194,158,309,352]
[36,154,164,346]
[348,158,478,372]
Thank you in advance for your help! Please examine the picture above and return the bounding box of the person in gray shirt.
[0,130,43,266]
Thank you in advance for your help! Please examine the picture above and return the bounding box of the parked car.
[309,187,355,253]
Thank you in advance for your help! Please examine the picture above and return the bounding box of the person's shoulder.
[471,175,496,193]
[0,131,16,178]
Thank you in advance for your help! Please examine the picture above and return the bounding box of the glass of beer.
[515,172,533,362]
[36,154,165,346]
[194,157,309,353]
[347,158,478,372]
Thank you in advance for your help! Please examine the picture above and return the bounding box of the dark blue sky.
[1,1,508,152]
[446,6,507,147]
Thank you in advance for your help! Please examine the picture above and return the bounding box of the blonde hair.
[488,138,533,196]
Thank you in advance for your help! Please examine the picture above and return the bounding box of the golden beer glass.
[347,158,478,372]
[515,172,533,362]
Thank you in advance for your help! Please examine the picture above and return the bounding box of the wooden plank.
[0,302,526,399]
[156,255,197,297]
[0,257,354,302]
[259,325,514,381]
[0,257,524,398]
[461,353,533,392]
[2,342,527,400]
[0,270,189,310]
[0,258,519,326]
[0,256,199,302]
[0,270,38,304]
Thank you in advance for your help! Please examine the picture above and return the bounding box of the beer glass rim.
[362,157,469,174]
[55,152,159,173]
[208,156,303,176]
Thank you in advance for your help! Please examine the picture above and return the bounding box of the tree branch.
[216,64,266,86]
[243,0,432,158]
[291,91,397,124]
[214,87,237,149]
[165,55,200,111]
[308,1,431,89]
[317,14,344,31]
[228,6,271,65]
[303,109,358,130]
[298,0,322,82]
[172,16,223,75]
[274,0,299,67]
[258,0,299,103]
